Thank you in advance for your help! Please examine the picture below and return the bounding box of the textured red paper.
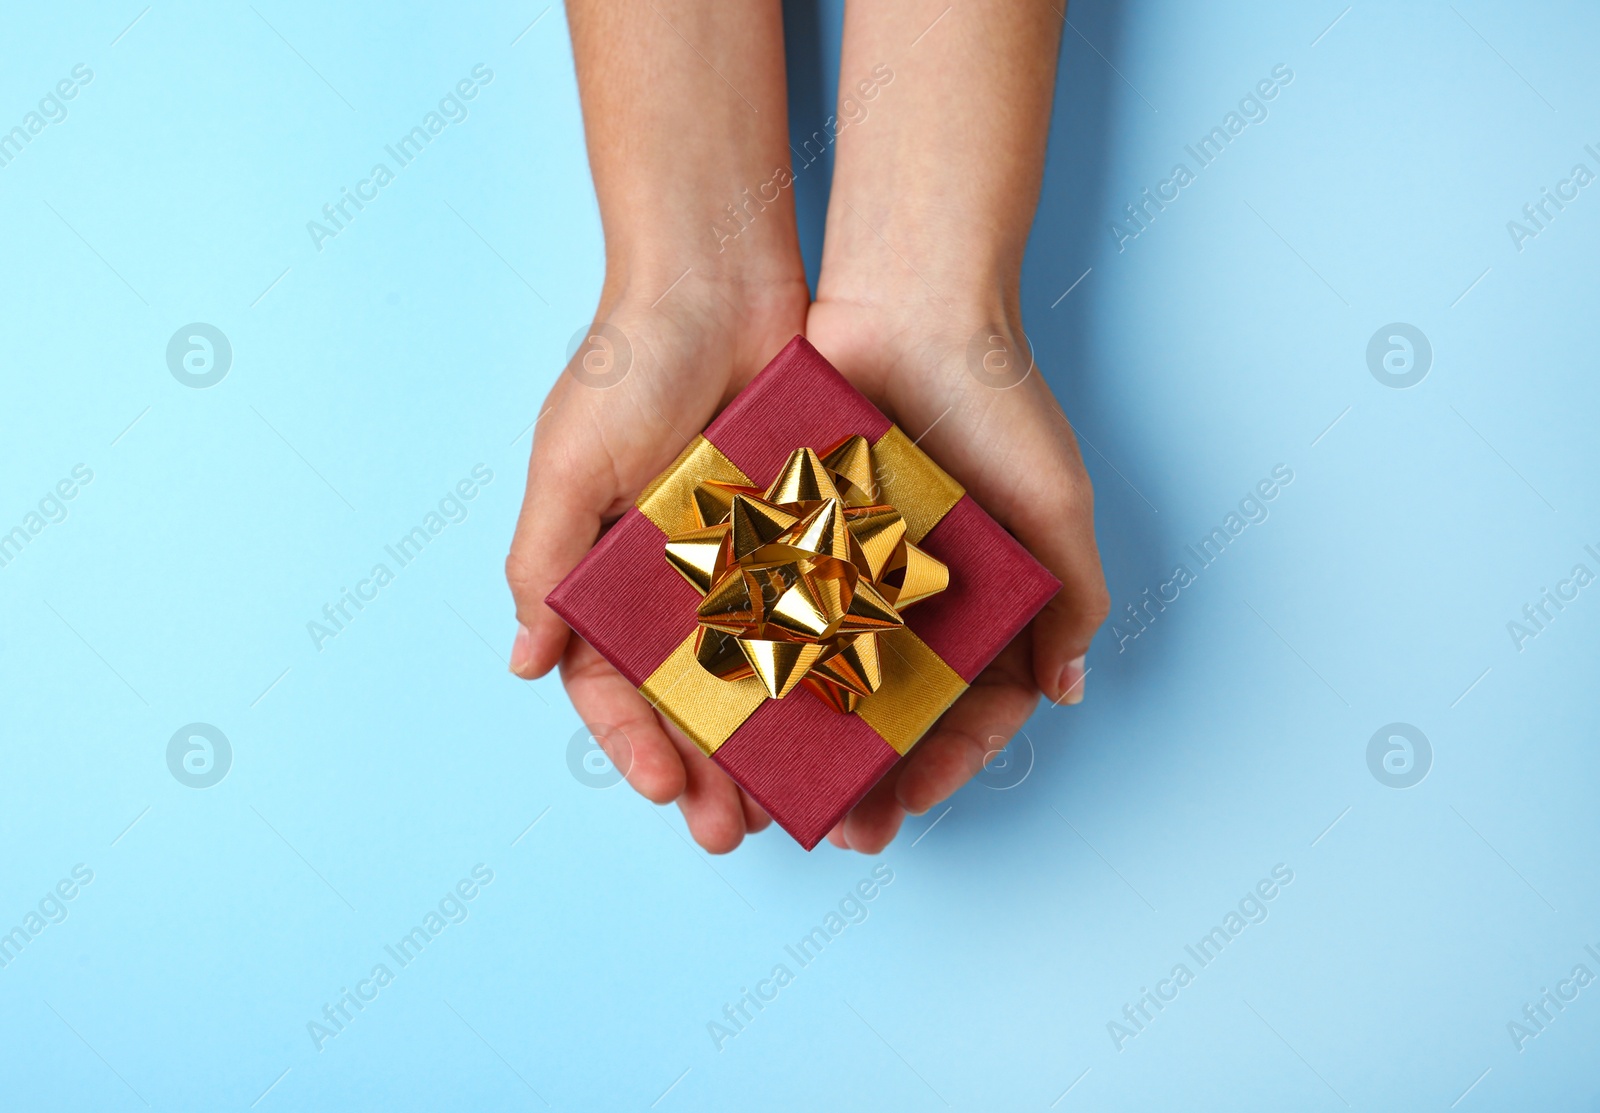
[706,337,892,482]
[545,509,699,687]
[545,335,1061,849]
[906,496,1063,682]
[712,696,900,851]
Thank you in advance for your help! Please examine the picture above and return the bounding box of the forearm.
[817,1,1063,307]
[567,0,805,294]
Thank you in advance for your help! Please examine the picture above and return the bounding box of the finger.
[826,822,850,849]
[881,364,1109,706]
[894,638,1039,816]
[740,790,772,834]
[980,381,1110,705]
[841,764,907,854]
[560,638,686,804]
[1028,395,1110,704]
[667,725,748,854]
[506,382,623,680]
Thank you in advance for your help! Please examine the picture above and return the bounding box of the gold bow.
[662,435,950,712]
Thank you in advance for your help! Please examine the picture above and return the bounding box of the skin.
[507,0,1108,854]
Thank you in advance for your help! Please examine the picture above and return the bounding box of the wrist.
[584,257,810,383]
[806,284,1035,404]
[814,213,1023,323]
[598,174,807,300]
[813,267,1021,340]
[598,230,805,321]
[596,248,807,329]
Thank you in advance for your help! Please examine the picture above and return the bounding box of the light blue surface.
[2,2,1596,1109]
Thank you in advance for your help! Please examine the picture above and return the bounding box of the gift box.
[547,336,1059,849]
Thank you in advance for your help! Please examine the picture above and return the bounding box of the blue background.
[2,1,1596,1109]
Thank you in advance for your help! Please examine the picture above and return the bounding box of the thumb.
[961,392,1109,706]
[505,392,623,679]
[1018,415,1110,706]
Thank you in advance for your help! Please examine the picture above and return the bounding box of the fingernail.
[1060,655,1087,705]
[895,780,930,817]
[509,623,533,676]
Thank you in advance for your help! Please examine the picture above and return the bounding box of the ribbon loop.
[664,437,951,710]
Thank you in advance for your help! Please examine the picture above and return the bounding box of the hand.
[506,273,808,852]
[522,0,1087,856]
[797,0,1089,852]
[803,293,1110,853]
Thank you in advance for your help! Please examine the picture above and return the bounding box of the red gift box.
[547,337,1059,848]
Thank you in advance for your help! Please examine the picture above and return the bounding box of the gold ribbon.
[661,435,949,714]
[635,426,968,757]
